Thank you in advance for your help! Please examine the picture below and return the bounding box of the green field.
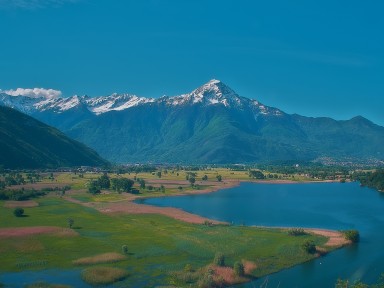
[0,171,338,287]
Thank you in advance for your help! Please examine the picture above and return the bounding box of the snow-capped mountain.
[1,80,383,164]
[0,79,281,117]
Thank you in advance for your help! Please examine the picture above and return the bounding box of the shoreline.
[84,178,349,248]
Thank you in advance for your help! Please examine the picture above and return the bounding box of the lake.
[142,182,384,287]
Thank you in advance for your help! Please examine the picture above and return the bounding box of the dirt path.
[98,200,225,224]
[4,200,39,208]
[0,226,77,238]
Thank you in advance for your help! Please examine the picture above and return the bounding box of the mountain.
[0,106,108,169]
[1,80,384,164]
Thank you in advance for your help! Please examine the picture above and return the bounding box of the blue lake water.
[142,182,384,287]
[0,269,92,287]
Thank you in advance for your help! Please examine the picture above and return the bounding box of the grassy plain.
[0,169,339,287]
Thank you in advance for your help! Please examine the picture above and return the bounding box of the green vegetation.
[335,274,384,288]
[0,106,108,169]
[249,170,265,179]
[0,189,46,201]
[233,261,245,276]
[88,173,134,194]
[213,252,225,267]
[13,207,24,217]
[0,170,348,286]
[67,218,74,229]
[343,230,360,243]
[288,228,306,236]
[81,267,129,286]
[0,193,329,286]
[59,95,384,164]
[302,240,316,254]
[122,245,128,254]
[355,170,384,192]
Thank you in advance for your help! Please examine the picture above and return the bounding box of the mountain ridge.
[0,106,108,169]
[1,80,383,164]
[0,79,283,117]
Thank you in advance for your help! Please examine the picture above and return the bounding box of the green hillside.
[0,106,108,169]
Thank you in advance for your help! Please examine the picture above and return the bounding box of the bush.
[67,218,74,229]
[213,252,225,266]
[343,230,360,243]
[288,228,306,236]
[13,207,24,217]
[81,267,128,286]
[122,245,128,254]
[234,261,245,276]
[184,263,193,272]
[302,240,316,254]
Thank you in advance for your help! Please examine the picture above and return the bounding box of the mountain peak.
[198,79,233,95]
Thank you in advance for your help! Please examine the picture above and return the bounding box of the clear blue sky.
[0,0,383,125]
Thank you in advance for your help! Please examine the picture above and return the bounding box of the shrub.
[343,230,360,243]
[213,252,225,267]
[122,245,128,254]
[67,218,74,229]
[234,261,245,276]
[184,263,193,272]
[13,207,24,217]
[288,228,306,236]
[302,240,316,254]
[81,267,128,285]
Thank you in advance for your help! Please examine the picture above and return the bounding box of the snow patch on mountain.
[0,80,283,117]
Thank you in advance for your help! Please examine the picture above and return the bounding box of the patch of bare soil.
[98,201,226,225]
[210,264,250,285]
[243,260,257,274]
[0,226,78,238]
[4,200,39,208]
[212,265,236,284]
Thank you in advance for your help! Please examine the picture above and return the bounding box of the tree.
[139,179,146,189]
[67,218,74,229]
[249,170,265,179]
[343,230,360,243]
[216,175,222,182]
[302,240,316,254]
[98,173,110,189]
[111,178,134,193]
[122,245,128,254]
[213,252,225,266]
[157,171,162,178]
[189,177,196,186]
[13,207,24,217]
[202,175,208,181]
[233,261,245,276]
[88,180,101,194]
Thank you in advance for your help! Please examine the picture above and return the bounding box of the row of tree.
[88,173,134,194]
[355,170,384,191]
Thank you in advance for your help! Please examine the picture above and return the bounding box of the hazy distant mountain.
[1,80,384,164]
[0,106,108,169]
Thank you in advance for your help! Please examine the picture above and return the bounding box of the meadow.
[0,169,343,287]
